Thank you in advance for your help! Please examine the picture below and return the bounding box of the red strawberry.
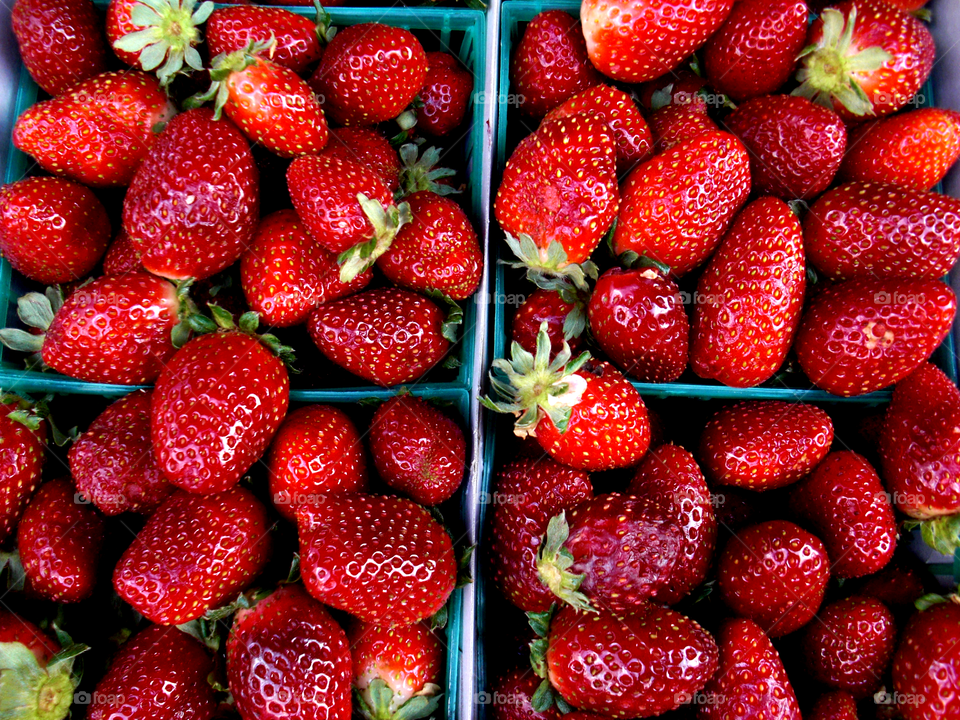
[206,5,325,74]
[587,266,690,383]
[794,278,956,396]
[12,0,108,96]
[309,23,426,126]
[699,401,834,490]
[102,230,144,276]
[613,131,750,276]
[793,0,934,121]
[892,598,960,720]
[855,553,931,612]
[511,289,585,356]
[88,625,216,720]
[69,391,173,516]
[717,519,830,636]
[268,404,368,522]
[808,692,859,720]
[491,669,560,720]
[308,288,452,387]
[18,478,104,602]
[691,197,806,386]
[419,51,473,137]
[0,177,109,283]
[648,103,718,153]
[509,10,600,118]
[0,395,46,543]
[840,108,960,191]
[322,127,401,192]
[227,584,352,720]
[240,209,372,327]
[0,610,60,665]
[297,492,456,626]
[113,486,271,624]
[804,182,960,281]
[369,395,465,506]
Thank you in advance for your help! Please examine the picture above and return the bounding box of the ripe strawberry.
[18,478,104,602]
[627,444,716,605]
[123,108,259,282]
[309,23,426,126]
[794,0,934,121]
[804,182,960,281]
[419,51,473,137]
[717,519,830,636]
[0,395,46,543]
[510,10,600,118]
[703,0,808,101]
[699,618,802,720]
[613,131,750,276]
[0,177,109,283]
[587,266,690,383]
[12,0,108,96]
[69,391,173,516]
[840,108,960,191]
[297,492,456,626]
[114,486,271,624]
[322,127,401,192]
[227,584,351,720]
[854,553,931,612]
[206,5,325,74]
[794,278,956,396]
[0,610,60,664]
[808,692,859,720]
[511,289,586,356]
[308,288,452,387]
[691,197,806,386]
[491,668,559,720]
[268,404,367,522]
[892,598,960,720]
[699,401,834,490]
[88,625,216,720]
[102,230,144,276]
[648,103,718,153]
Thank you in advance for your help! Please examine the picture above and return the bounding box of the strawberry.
[309,23,426,126]
[808,692,859,720]
[794,278,956,396]
[240,209,372,327]
[509,10,600,119]
[0,610,60,665]
[580,0,733,82]
[322,127,401,192]
[691,197,806,387]
[227,584,352,720]
[891,598,960,720]
[855,553,931,613]
[113,486,271,624]
[69,390,173,516]
[648,103,718,153]
[793,0,934,121]
[587,266,690,383]
[307,288,452,387]
[790,451,897,578]
[613,131,750,276]
[511,289,585,356]
[268,404,368,522]
[369,395,465,506]
[703,0,809,101]
[840,108,960,191]
[699,618,802,720]
[419,51,473,137]
[0,177,110,284]
[699,401,834,490]
[491,669,559,720]
[0,395,46,543]
[803,595,897,698]
[489,457,592,613]
[12,0,108,96]
[717,519,830,636]
[627,444,717,605]
[102,230,144,276]
[123,108,259,282]
[88,625,216,720]
[297,492,456,626]
[206,5,326,74]
[18,478,104,602]
[803,181,960,281]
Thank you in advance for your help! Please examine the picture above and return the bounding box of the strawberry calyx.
[188,305,297,368]
[337,195,413,283]
[396,144,459,199]
[504,234,599,293]
[536,512,595,613]
[907,514,960,556]
[915,592,960,611]
[354,678,442,720]
[177,587,271,653]
[0,287,64,365]
[0,391,47,433]
[0,639,88,720]
[423,290,464,343]
[311,0,336,45]
[185,38,275,120]
[525,605,573,715]
[793,6,892,116]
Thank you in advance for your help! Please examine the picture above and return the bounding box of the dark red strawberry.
[69,391,173,516]
[113,486,271,624]
[322,127,400,192]
[491,668,559,720]
[206,5,326,74]
[0,177,109,283]
[297,492,456,626]
[854,553,931,612]
[0,610,60,665]
[510,10,600,118]
[648,103,718,153]
[699,401,834,490]
[511,289,586,356]
[691,197,806,387]
[808,692,859,720]
[419,51,473,137]
[794,278,956,396]
[0,395,46,543]
[102,230,144,276]
[717,519,830,636]
[587,266,690,383]
[892,598,960,720]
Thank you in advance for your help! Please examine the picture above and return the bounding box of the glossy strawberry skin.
[102,230,143,276]
[491,668,560,720]
[227,584,352,720]
[892,601,960,720]
[297,493,456,626]
[123,108,259,282]
[419,51,473,137]
[88,625,216,720]
[18,478,104,603]
[794,278,956,396]
[804,182,960,281]
[648,103,718,153]
[113,487,272,625]
[321,127,400,192]
[206,5,323,74]
[0,610,59,665]
[0,402,46,544]
[613,131,751,276]
[808,692,859,720]
[511,289,583,356]
[691,197,806,387]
